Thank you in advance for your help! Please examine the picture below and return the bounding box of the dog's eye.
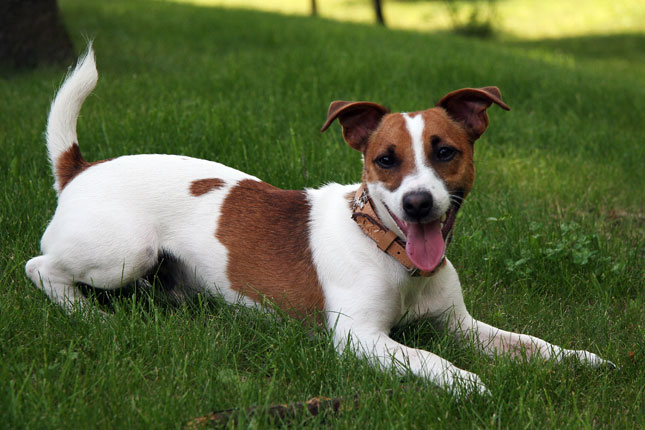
[435,146,457,162]
[375,155,398,169]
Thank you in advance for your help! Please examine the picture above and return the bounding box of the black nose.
[402,191,433,220]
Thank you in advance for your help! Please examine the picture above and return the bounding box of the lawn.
[1,0,643,428]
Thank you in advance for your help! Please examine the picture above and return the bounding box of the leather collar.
[350,184,445,277]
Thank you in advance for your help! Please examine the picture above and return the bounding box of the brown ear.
[437,87,510,140]
[320,101,389,151]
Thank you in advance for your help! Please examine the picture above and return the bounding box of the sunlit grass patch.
[168,0,645,39]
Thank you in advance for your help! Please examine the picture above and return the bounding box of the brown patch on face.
[419,108,476,197]
[56,143,112,191]
[216,179,324,316]
[363,114,416,191]
[190,178,225,196]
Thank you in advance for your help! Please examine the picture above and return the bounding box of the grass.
[177,0,645,39]
[187,0,645,79]
[1,0,643,428]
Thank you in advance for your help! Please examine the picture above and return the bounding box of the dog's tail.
[46,43,98,194]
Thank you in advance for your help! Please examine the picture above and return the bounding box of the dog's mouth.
[385,196,462,273]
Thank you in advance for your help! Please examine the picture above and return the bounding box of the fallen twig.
[186,388,405,428]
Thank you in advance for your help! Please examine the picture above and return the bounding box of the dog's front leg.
[329,314,489,396]
[449,317,614,368]
[423,261,615,368]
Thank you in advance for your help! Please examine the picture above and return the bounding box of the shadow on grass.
[504,32,645,70]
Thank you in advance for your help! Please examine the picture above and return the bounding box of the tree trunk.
[0,0,74,69]
[374,0,385,26]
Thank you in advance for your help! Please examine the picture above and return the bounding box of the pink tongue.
[405,220,445,272]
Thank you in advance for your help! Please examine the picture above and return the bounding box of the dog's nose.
[402,191,433,220]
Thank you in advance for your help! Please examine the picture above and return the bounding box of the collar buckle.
[353,188,369,210]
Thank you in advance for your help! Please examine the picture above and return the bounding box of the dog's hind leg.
[26,214,161,312]
[26,255,88,311]
[26,245,161,313]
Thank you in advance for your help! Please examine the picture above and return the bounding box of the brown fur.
[362,109,475,195]
[345,190,357,210]
[216,179,324,316]
[436,87,509,140]
[363,114,416,191]
[320,101,389,151]
[55,143,111,191]
[421,109,475,197]
[190,178,226,196]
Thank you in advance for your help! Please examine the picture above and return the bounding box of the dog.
[26,47,614,395]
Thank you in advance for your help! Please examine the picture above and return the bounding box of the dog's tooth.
[441,213,447,223]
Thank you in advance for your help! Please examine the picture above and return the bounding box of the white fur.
[401,112,451,218]
[26,154,260,310]
[368,113,451,229]
[46,44,98,194]
[26,47,613,397]
[307,184,611,394]
[404,113,426,170]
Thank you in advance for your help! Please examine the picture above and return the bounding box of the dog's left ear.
[437,87,510,140]
[320,101,390,152]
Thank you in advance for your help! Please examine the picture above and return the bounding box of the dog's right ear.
[437,87,510,141]
[320,101,389,152]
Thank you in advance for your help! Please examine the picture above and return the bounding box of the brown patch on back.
[190,178,225,196]
[56,143,112,191]
[216,179,324,316]
[421,108,476,197]
[363,113,416,191]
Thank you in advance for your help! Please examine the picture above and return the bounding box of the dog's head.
[321,87,510,272]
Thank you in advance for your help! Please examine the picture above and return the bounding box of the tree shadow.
[504,32,645,71]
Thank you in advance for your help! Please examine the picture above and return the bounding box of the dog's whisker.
[449,193,464,203]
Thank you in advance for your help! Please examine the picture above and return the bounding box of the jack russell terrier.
[26,47,614,395]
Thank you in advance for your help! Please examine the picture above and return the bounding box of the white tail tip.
[46,43,98,193]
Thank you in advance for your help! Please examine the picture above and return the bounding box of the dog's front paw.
[446,369,490,397]
[567,349,616,369]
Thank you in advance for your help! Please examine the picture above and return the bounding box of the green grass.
[189,0,645,79]
[177,0,645,39]
[1,0,643,428]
